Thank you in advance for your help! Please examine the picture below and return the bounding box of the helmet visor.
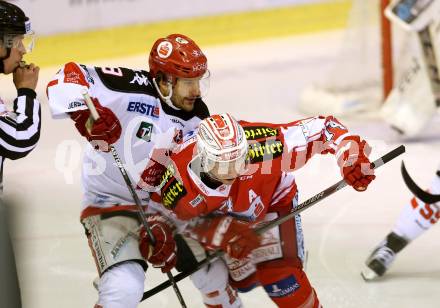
[175,70,210,98]
[1,31,35,53]
[208,155,249,182]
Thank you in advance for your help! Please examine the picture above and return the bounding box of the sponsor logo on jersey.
[171,118,185,127]
[263,275,300,298]
[247,139,283,163]
[136,122,153,141]
[160,164,176,187]
[243,126,279,140]
[68,101,85,109]
[189,194,204,207]
[130,73,150,86]
[162,179,187,209]
[127,101,159,118]
[64,70,84,85]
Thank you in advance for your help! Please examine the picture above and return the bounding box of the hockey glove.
[138,148,171,191]
[337,136,376,191]
[69,97,122,152]
[187,216,261,260]
[139,214,177,273]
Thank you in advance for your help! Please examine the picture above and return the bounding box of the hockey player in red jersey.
[142,113,376,307]
[47,34,210,308]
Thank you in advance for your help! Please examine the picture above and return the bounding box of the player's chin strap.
[141,145,406,302]
[401,161,440,204]
[152,77,174,107]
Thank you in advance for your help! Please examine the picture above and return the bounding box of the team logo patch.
[173,130,183,144]
[263,275,300,298]
[243,126,279,140]
[157,41,173,58]
[247,139,284,163]
[136,122,153,141]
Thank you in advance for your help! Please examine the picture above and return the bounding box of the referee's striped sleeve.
[0,88,41,160]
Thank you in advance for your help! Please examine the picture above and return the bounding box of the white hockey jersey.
[47,62,209,219]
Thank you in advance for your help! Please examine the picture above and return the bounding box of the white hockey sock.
[393,172,440,241]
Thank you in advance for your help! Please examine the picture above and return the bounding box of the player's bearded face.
[170,72,210,112]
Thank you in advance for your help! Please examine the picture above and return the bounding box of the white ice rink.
[2,31,440,308]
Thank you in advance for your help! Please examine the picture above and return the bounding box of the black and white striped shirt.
[0,88,41,191]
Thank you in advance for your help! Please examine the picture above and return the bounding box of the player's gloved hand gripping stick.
[81,89,187,308]
[141,144,406,301]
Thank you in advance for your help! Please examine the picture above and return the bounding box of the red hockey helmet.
[149,34,208,80]
[197,114,248,179]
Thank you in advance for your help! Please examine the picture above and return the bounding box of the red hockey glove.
[188,216,261,260]
[69,97,122,152]
[139,214,177,273]
[138,148,171,191]
[337,136,376,191]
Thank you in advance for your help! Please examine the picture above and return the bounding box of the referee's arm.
[0,88,41,159]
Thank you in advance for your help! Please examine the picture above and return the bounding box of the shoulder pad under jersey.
[95,67,157,95]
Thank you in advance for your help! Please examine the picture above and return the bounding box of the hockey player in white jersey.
[362,165,440,280]
[362,0,440,280]
[47,34,210,308]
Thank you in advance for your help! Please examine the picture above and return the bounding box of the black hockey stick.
[141,144,406,301]
[82,90,187,308]
[401,161,440,204]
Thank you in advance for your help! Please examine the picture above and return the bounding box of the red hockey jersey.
[151,116,357,221]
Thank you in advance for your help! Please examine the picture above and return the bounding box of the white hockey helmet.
[197,113,248,178]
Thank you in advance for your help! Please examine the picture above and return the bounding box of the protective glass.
[175,70,210,98]
[207,153,249,182]
[1,32,35,53]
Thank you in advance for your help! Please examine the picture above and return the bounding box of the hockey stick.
[401,161,440,204]
[81,90,187,308]
[141,144,406,301]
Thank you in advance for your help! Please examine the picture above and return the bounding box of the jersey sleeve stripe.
[0,97,41,143]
